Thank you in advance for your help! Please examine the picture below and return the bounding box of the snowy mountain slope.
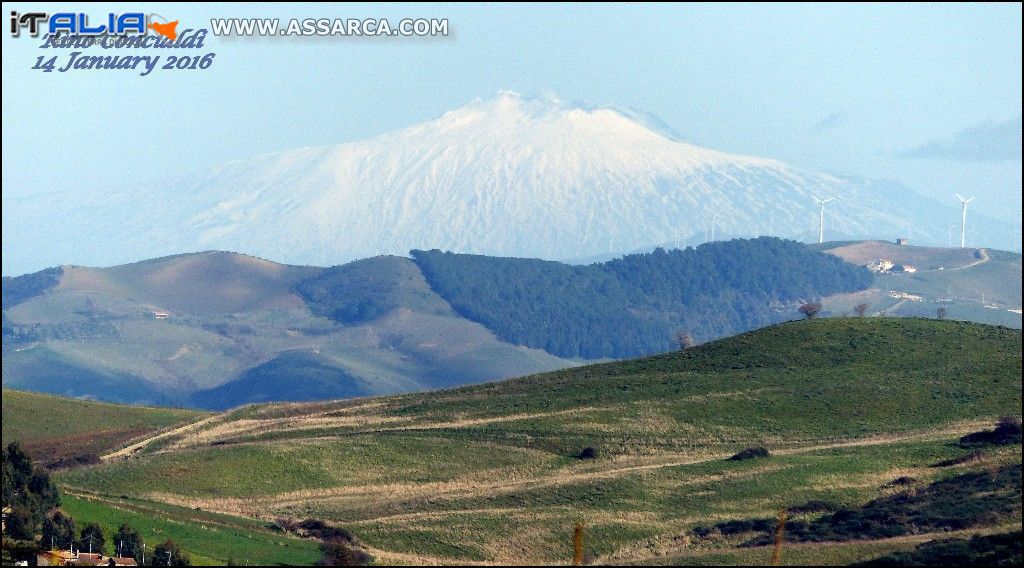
[2,92,1015,275]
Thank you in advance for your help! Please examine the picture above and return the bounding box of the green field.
[48,318,1022,564]
[57,492,321,566]
[1,389,204,466]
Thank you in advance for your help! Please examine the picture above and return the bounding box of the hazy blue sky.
[2,3,1021,222]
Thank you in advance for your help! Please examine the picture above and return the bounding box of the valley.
[5,318,1018,565]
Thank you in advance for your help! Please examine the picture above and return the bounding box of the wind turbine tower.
[956,194,975,248]
[812,197,834,244]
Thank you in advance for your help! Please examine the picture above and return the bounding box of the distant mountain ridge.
[410,238,871,358]
[3,238,868,407]
[3,92,1017,276]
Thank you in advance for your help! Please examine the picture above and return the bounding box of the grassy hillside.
[55,318,1022,565]
[295,255,454,324]
[1,389,204,467]
[2,252,571,408]
[58,492,321,566]
[2,346,170,405]
[1,267,61,310]
[821,241,1022,328]
[189,350,376,410]
[63,251,321,315]
[818,241,981,270]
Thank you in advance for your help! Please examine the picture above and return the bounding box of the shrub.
[787,500,841,515]
[996,416,1023,438]
[48,454,101,470]
[694,464,1022,546]
[930,451,983,468]
[274,518,357,543]
[854,531,1021,566]
[675,330,696,350]
[959,416,1023,447]
[798,302,823,319]
[881,476,919,489]
[577,447,600,460]
[298,519,356,543]
[317,539,374,566]
[728,447,770,461]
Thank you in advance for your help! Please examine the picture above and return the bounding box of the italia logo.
[10,11,179,40]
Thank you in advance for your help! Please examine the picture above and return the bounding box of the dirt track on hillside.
[138,420,988,518]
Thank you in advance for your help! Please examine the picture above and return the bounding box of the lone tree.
[936,307,947,320]
[42,511,76,550]
[675,330,696,350]
[78,523,105,555]
[114,524,144,563]
[798,302,823,319]
[153,539,192,566]
[854,303,869,317]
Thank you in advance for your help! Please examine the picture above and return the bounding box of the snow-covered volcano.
[2,92,1011,274]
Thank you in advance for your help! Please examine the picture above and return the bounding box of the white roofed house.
[867,259,895,273]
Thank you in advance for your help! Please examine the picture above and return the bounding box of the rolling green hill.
[1,389,204,468]
[50,318,1022,565]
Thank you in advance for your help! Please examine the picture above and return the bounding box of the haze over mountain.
[2,92,1017,276]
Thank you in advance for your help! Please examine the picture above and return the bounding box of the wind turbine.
[956,194,975,248]
[812,196,834,244]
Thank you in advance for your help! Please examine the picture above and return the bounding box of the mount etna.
[3,93,1017,276]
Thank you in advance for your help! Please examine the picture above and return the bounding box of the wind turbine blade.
[956,193,965,202]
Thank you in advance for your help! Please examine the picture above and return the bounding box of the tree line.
[411,237,872,358]
[2,442,191,566]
